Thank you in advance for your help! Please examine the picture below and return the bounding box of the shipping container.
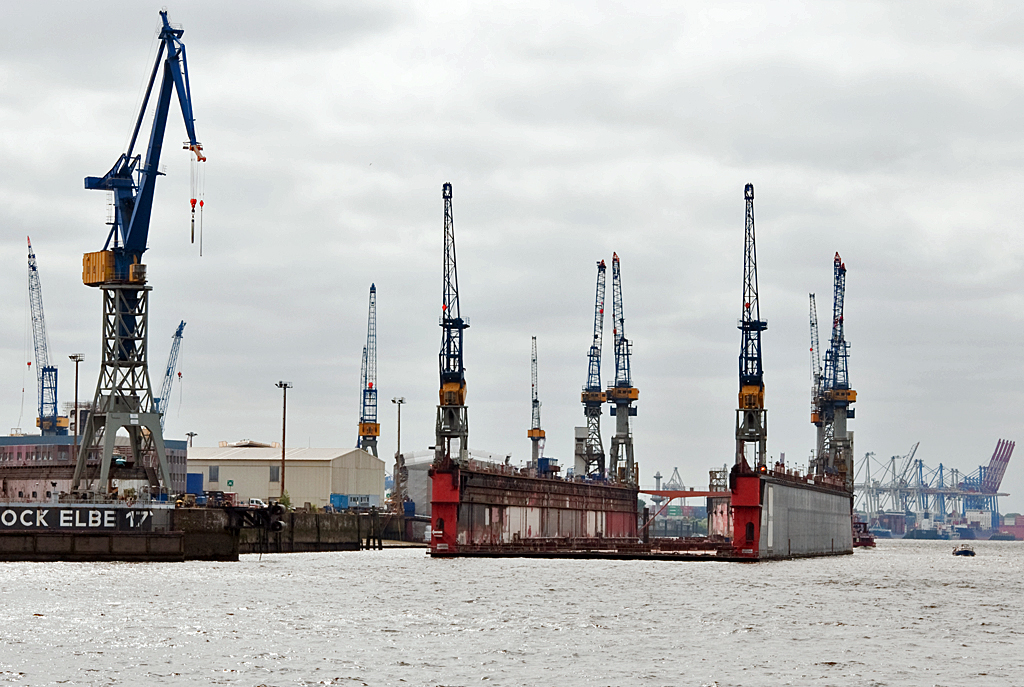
[186,473,204,495]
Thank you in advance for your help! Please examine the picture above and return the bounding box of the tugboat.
[853,516,876,548]
[953,544,976,557]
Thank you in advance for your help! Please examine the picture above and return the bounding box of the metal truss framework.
[72,285,172,494]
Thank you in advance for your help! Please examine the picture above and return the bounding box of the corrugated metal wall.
[760,479,853,557]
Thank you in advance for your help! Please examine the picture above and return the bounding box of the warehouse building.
[187,441,384,508]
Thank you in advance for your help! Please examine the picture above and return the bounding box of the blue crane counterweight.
[27,237,69,436]
[574,260,607,478]
[735,184,768,467]
[153,320,186,431]
[72,10,204,496]
[434,183,470,468]
[358,284,379,456]
[606,253,638,484]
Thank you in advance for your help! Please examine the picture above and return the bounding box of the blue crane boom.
[610,253,632,389]
[358,284,379,456]
[822,253,850,394]
[27,237,67,435]
[154,320,186,430]
[84,10,204,281]
[439,184,468,403]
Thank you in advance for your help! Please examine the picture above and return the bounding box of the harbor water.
[0,540,1020,686]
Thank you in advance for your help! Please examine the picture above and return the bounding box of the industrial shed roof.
[187,446,378,463]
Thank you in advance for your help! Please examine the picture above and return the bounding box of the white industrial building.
[187,441,384,508]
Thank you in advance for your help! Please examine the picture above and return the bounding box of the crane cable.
[189,151,206,255]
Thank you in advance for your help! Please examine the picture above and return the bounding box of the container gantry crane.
[27,237,69,435]
[358,284,379,456]
[153,320,186,431]
[574,260,607,478]
[820,252,856,488]
[606,253,638,484]
[735,184,768,468]
[528,336,545,463]
[72,10,204,495]
[434,183,470,468]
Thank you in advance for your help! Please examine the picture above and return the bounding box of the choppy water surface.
[0,540,1021,686]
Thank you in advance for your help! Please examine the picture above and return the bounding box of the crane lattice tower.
[434,183,469,468]
[735,183,768,468]
[27,237,68,436]
[820,252,856,488]
[574,260,607,478]
[606,252,638,484]
[358,284,379,456]
[528,336,545,463]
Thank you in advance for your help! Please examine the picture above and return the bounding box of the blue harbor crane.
[27,237,68,435]
[809,293,825,464]
[735,184,768,467]
[574,260,607,478]
[819,252,856,486]
[434,183,470,467]
[606,253,638,484]
[72,10,205,495]
[358,284,379,456]
[153,320,186,431]
[528,336,545,464]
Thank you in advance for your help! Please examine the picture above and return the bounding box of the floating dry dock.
[429,460,852,561]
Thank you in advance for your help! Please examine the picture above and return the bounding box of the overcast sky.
[2,1,1023,511]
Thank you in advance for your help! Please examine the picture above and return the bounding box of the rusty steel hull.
[429,465,638,556]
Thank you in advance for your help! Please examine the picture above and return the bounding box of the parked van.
[248,498,268,508]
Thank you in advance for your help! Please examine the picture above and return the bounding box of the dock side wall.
[759,478,853,558]
[430,467,638,554]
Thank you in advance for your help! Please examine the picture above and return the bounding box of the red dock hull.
[429,464,638,556]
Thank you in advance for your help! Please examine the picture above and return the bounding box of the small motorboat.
[953,544,976,557]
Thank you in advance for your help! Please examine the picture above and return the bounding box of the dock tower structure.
[27,238,69,436]
[434,183,469,468]
[607,253,638,484]
[72,11,204,495]
[358,284,380,457]
[735,184,768,468]
[528,336,545,463]
[808,294,826,464]
[574,260,607,478]
[819,253,856,488]
[153,320,186,432]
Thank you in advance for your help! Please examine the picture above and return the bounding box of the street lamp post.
[391,397,406,458]
[277,381,292,500]
[185,432,197,447]
[68,354,84,456]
